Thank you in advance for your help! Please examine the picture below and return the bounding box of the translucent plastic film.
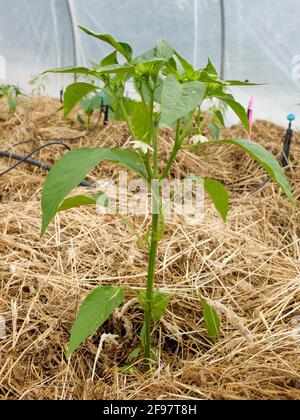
[0,0,299,126]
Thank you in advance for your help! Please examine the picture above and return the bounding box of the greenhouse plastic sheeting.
[0,0,299,127]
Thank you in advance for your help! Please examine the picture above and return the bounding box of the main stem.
[144,100,159,368]
[144,212,159,366]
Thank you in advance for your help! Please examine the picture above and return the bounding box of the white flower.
[131,141,154,155]
[153,102,161,113]
[190,135,208,145]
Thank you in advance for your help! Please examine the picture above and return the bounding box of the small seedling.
[40,28,295,370]
[77,93,102,130]
[0,84,24,114]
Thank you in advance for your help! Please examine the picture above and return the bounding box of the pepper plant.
[0,84,24,115]
[40,27,295,369]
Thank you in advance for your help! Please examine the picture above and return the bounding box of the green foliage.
[138,290,170,323]
[79,26,133,61]
[41,148,147,236]
[40,28,295,366]
[204,179,229,222]
[160,75,205,125]
[67,286,125,358]
[220,138,295,205]
[201,299,221,343]
[0,84,24,114]
[58,193,108,212]
[64,82,97,117]
[209,122,220,140]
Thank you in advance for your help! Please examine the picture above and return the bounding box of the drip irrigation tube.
[0,144,94,188]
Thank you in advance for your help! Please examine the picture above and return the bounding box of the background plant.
[0,84,24,116]
[40,27,295,370]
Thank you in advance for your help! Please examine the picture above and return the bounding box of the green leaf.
[214,94,249,132]
[128,347,142,362]
[67,286,124,358]
[225,80,260,86]
[80,98,92,114]
[44,66,93,75]
[201,298,221,343]
[209,123,220,140]
[58,193,108,212]
[96,64,135,75]
[138,291,170,322]
[204,58,218,77]
[220,138,295,205]
[77,114,85,126]
[64,83,97,117]
[204,179,229,222]
[119,42,134,60]
[79,26,132,61]
[161,75,206,126]
[135,48,156,63]
[41,148,147,236]
[8,96,17,112]
[174,51,194,78]
[155,39,174,60]
[131,101,149,140]
[152,292,170,322]
[90,94,102,110]
[214,109,225,127]
[100,50,118,67]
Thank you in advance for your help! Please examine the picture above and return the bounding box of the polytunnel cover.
[0,0,299,127]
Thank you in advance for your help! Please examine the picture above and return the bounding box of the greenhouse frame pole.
[66,0,79,82]
[220,0,226,79]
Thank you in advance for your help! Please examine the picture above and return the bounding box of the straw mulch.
[0,97,299,400]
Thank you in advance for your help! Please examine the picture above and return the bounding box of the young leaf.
[220,138,295,204]
[41,148,147,236]
[214,94,249,132]
[100,50,118,67]
[174,51,194,78]
[58,193,108,212]
[204,179,229,222]
[214,109,225,127]
[64,83,97,117]
[128,347,142,362]
[204,58,218,77]
[79,26,132,61]
[8,96,17,113]
[209,122,220,140]
[44,66,93,76]
[155,39,174,60]
[131,101,149,140]
[67,286,125,358]
[225,80,260,86]
[201,298,221,343]
[152,292,170,322]
[138,291,170,322]
[161,75,206,126]
[96,64,135,76]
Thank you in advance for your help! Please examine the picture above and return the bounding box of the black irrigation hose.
[0,151,52,171]
[0,146,94,188]
[0,142,71,177]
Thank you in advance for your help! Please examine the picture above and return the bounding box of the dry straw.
[0,97,300,400]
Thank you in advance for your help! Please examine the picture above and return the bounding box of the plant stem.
[144,211,159,368]
[160,119,181,180]
[144,103,160,370]
[160,111,195,180]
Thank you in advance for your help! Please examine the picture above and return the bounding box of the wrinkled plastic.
[0,0,299,126]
